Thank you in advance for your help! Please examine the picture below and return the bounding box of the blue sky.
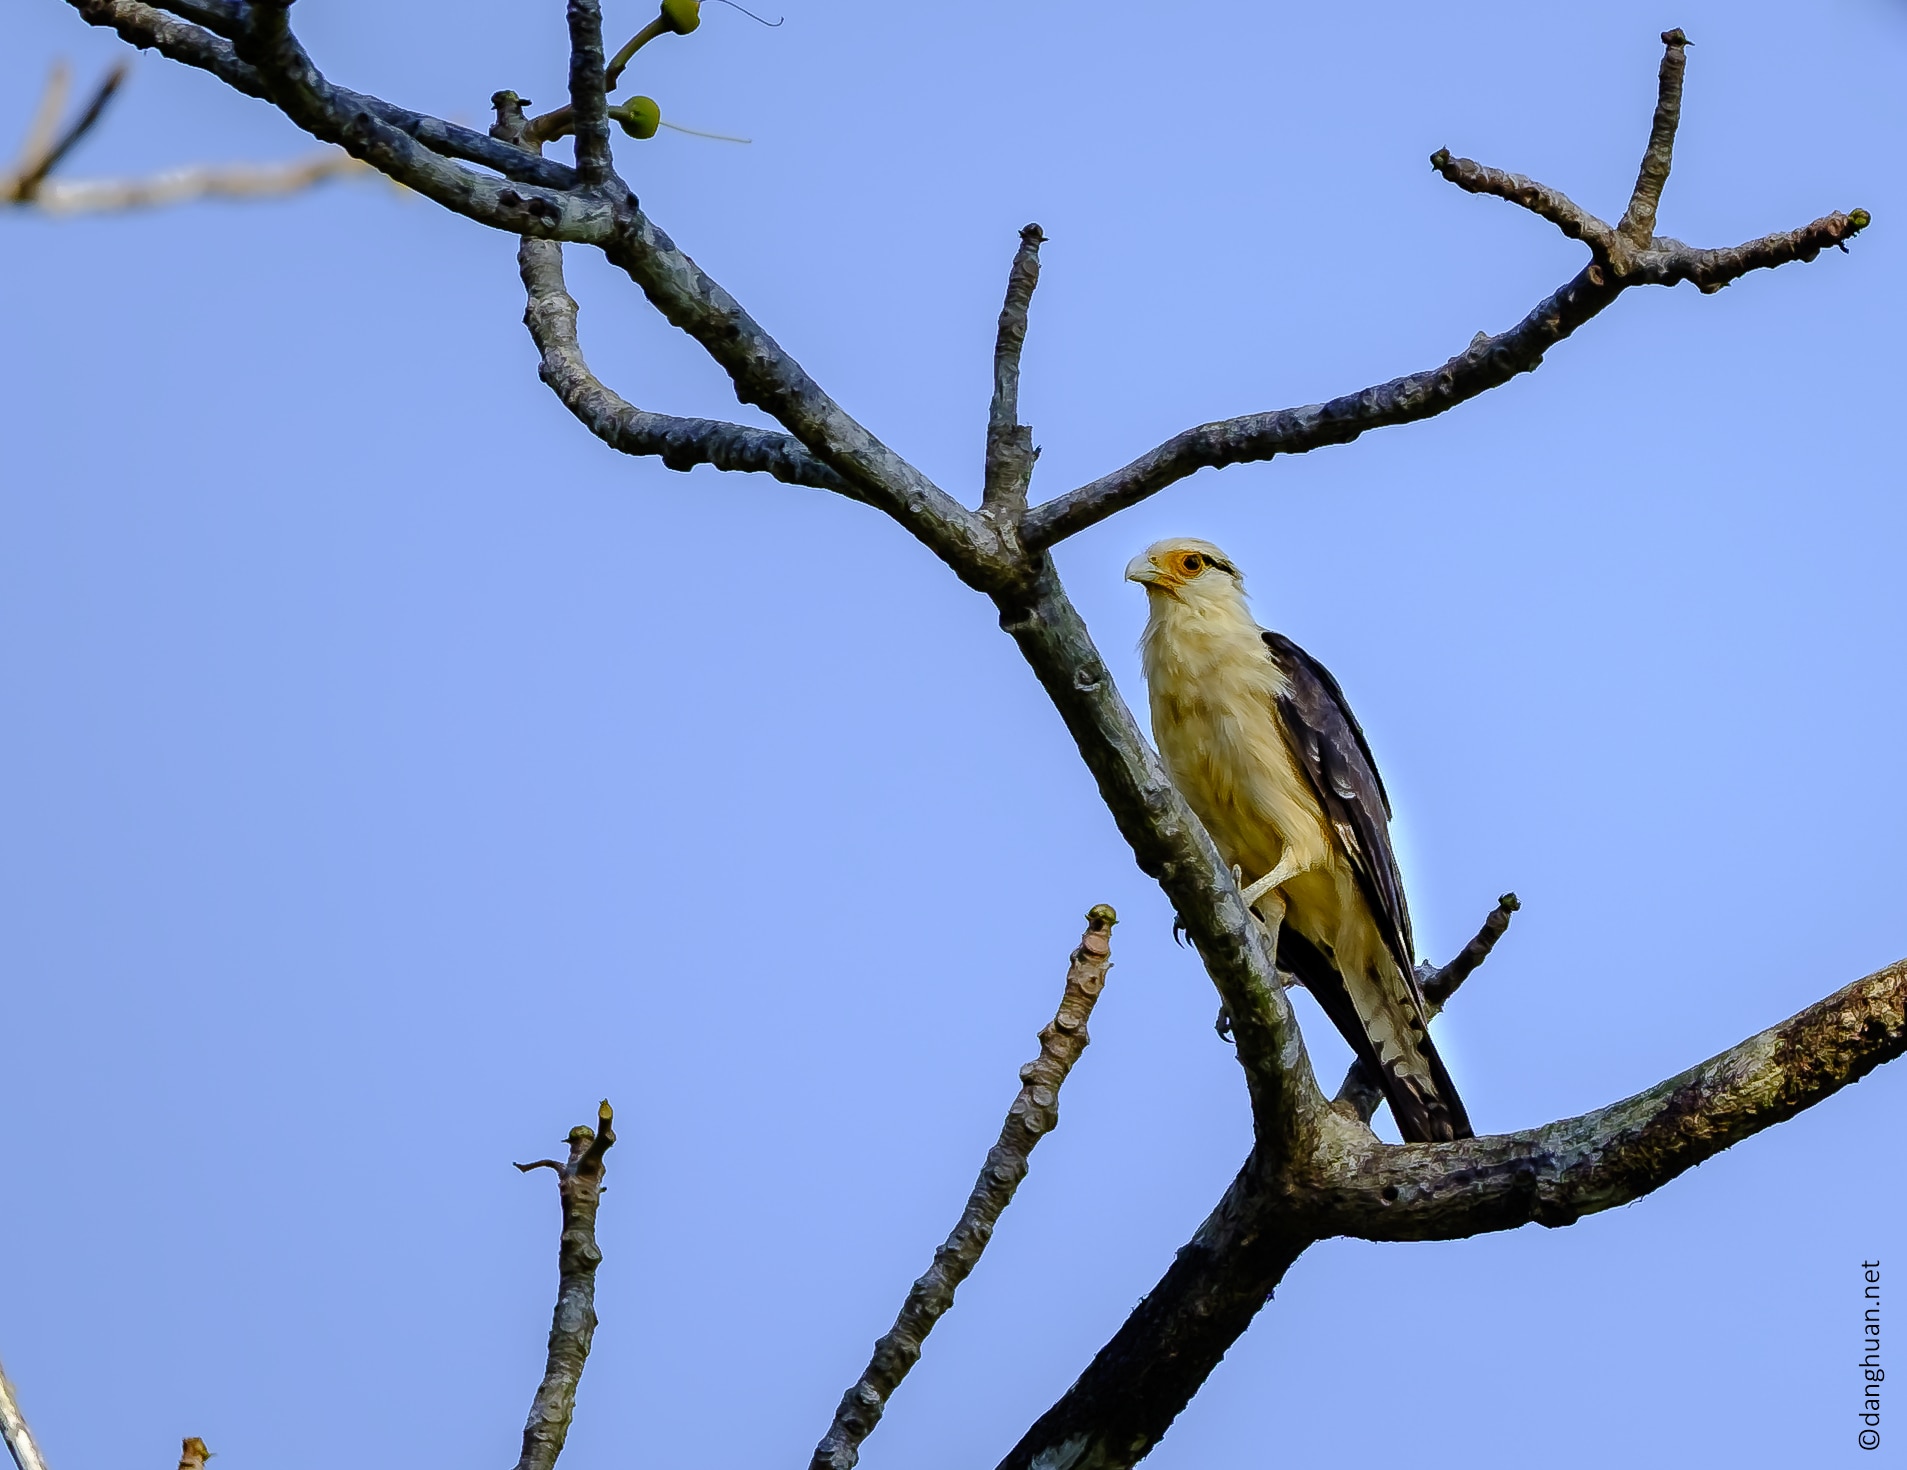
[3,2,1903,1467]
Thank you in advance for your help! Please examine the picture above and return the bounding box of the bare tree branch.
[513,1101,616,1470]
[29,13,1902,1470]
[0,1356,50,1470]
[11,61,74,179]
[1020,30,1868,549]
[1001,952,1907,1470]
[563,0,613,186]
[990,564,1324,1150]
[812,905,1118,1470]
[1334,891,1521,1125]
[516,236,858,494]
[1316,956,1907,1241]
[1620,29,1688,244]
[3,59,126,202]
[66,1,578,188]
[25,151,366,213]
[981,223,1046,525]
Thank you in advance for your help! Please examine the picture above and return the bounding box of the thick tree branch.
[518,238,859,495]
[63,0,993,573]
[1314,957,1907,1241]
[65,0,581,189]
[1004,953,1906,1470]
[981,223,1046,524]
[1335,892,1520,1126]
[1620,29,1688,244]
[812,906,1118,1470]
[1022,31,1869,549]
[991,563,1324,1150]
[0,1357,50,1470]
[512,1101,616,1470]
[995,1158,1308,1470]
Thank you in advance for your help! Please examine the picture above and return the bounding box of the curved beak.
[1124,554,1162,586]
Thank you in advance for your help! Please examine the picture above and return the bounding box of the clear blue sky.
[3,2,1903,1467]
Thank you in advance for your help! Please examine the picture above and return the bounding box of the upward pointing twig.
[981,223,1046,523]
[4,59,127,203]
[0,1354,50,1470]
[1619,29,1689,245]
[512,1101,617,1470]
[810,905,1117,1470]
[565,0,614,185]
[1335,893,1520,1126]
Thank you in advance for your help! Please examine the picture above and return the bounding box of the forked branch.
[1021,29,1867,547]
[3,54,365,214]
[811,906,1118,1470]
[1000,953,1907,1470]
[513,1101,616,1470]
[517,237,859,495]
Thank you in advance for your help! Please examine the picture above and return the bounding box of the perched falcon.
[1127,537,1472,1143]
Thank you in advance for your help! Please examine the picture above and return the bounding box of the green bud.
[661,0,701,34]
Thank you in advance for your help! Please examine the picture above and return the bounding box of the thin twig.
[0,1355,50,1470]
[513,1101,616,1470]
[981,222,1046,521]
[23,150,367,214]
[810,905,1118,1470]
[1334,893,1520,1125]
[6,62,72,188]
[5,59,128,204]
[1619,29,1689,244]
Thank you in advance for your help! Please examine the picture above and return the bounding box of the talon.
[1172,917,1188,947]
[1214,1005,1233,1042]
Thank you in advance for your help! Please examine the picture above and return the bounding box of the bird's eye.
[1182,554,1203,573]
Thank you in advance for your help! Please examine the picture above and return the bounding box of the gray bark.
[34,9,1900,1469]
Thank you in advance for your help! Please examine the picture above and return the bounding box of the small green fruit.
[660,0,701,34]
[615,96,662,140]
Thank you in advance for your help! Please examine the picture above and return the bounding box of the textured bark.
[517,237,857,495]
[0,1356,49,1470]
[1335,892,1520,1125]
[35,11,1899,1470]
[982,224,1047,523]
[996,1158,1308,1470]
[811,907,1118,1470]
[513,1102,616,1470]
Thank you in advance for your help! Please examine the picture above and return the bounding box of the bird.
[1126,537,1472,1143]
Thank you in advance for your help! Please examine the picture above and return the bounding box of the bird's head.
[1125,538,1244,608]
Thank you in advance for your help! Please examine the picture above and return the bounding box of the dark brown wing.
[1261,629,1417,998]
[1262,630,1472,1142]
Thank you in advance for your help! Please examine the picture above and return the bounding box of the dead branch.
[1019,30,1866,548]
[3,56,367,215]
[516,236,857,495]
[981,223,1046,522]
[811,906,1118,1470]
[0,1356,50,1470]
[1335,892,1520,1125]
[34,9,1900,1470]
[512,1101,616,1470]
